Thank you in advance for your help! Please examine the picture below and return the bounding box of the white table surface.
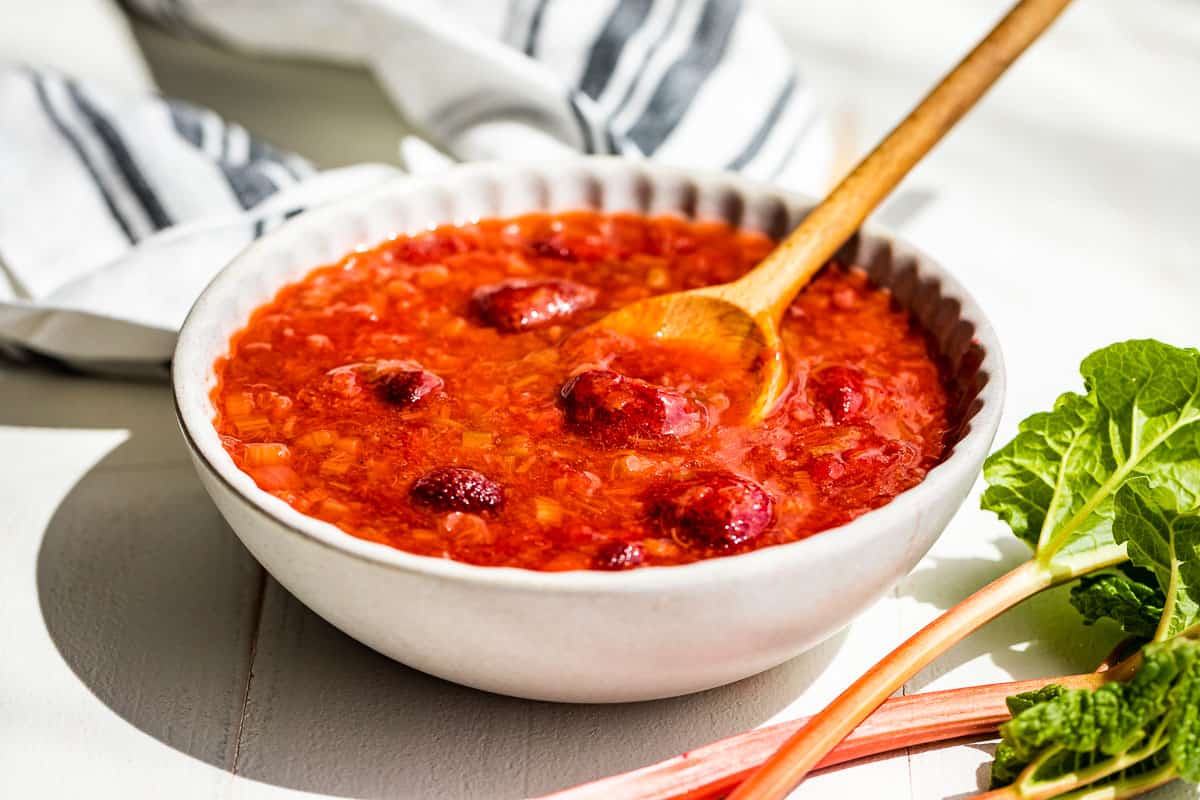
[3,1,1199,798]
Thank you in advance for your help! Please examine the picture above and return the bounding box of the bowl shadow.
[232,575,849,798]
[29,365,850,798]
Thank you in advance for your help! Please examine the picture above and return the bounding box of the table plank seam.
[231,567,270,779]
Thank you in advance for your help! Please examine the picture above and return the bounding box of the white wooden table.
[3,1,1199,797]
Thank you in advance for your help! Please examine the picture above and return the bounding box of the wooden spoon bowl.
[589,289,787,420]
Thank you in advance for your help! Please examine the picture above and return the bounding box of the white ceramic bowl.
[173,158,1004,703]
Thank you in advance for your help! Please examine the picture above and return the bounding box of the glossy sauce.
[213,212,954,571]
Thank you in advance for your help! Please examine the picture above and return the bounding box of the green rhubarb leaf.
[992,638,1200,790]
[1070,564,1164,640]
[982,340,1200,574]
[1086,343,1200,509]
[1113,480,1200,641]
[1005,683,1068,717]
[989,740,1029,789]
[998,680,1152,763]
[981,391,1108,553]
[1168,646,1200,782]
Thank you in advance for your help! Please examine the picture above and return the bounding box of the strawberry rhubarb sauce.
[213,212,955,571]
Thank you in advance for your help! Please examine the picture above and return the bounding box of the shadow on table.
[29,363,849,798]
[0,359,186,467]
[228,579,849,798]
[901,540,1123,691]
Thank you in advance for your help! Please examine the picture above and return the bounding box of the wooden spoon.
[591,0,1073,422]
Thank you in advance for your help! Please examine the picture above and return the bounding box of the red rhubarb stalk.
[725,561,1056,800]
[537,670,1106,800]
[539,643,1139,800]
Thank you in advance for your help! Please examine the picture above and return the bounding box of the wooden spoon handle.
[736,0,1074,323]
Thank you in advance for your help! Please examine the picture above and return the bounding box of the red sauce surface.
[213,212,954,571]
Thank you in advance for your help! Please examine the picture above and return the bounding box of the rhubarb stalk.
[541,642,1138,800]
[537,670,1114,800]
[724,561,1064,800]
[728,339,1200,799]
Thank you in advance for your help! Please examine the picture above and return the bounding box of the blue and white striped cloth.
[0,0,831,375]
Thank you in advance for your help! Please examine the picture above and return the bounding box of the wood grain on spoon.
[593,0,1072,422]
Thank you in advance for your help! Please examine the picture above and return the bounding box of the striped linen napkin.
[0,0,831,376]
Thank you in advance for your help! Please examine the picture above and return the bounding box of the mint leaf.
[982,340,1200,575]
[992,638,1200,791]
[1070,564,1164,640]
[1114,480,1200,641]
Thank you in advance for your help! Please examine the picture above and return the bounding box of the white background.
[2,0,1198,798]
